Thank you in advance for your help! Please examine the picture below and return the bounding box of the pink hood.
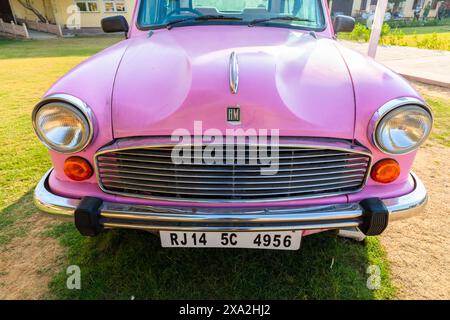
[112,26,355,139]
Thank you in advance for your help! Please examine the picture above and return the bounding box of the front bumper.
[34,169,427,234]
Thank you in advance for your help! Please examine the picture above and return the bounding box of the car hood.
[112,26,355,139]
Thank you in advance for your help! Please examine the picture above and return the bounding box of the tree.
[17,0,48,23]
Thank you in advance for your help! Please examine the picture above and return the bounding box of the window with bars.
[360,0,368,10]
[76,0,99,12]
[431,0,438,9]
[103,0,126,12]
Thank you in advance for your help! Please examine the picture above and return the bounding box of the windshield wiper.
[248,16,312,27]
[166,15,243,30]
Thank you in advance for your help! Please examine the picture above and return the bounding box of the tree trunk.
[17,0,48,23]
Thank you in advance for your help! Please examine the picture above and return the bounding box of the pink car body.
[34,0,429,241]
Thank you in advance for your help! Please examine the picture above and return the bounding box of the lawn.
[423,95,450,147]
[0,36,121,246]
[1,35,446,300]
[400,25,450,35]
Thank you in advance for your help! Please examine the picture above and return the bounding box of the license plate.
[160,231,302,250]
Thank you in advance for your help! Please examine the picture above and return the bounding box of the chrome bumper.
[34,169,427,233]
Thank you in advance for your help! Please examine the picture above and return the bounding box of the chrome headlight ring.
[32,94,95,154]
[369,97,433,156]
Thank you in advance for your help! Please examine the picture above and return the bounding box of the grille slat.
[100,172,365,185]
[98,160,368,173]
[98,167,367,179]
[97,154,368,166]
[100,177,364,191]
[96,143,371,202]
[102,182,363,197]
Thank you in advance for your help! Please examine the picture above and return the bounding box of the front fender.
[336,43,425,189]
[42,40,130,184]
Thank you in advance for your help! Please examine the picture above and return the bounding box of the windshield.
[137,0,326,30]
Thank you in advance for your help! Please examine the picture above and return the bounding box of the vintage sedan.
[33,0,432,250]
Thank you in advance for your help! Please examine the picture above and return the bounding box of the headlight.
[32,94,94,153]
[372,98,432,155]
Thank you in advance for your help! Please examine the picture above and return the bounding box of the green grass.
[400,25,450,35]
[0,37,123,246]
[8,35,449,300]
[386,18,450,30]
[0,36,122,59]
[424,95,450,147]
[46,224,394,299]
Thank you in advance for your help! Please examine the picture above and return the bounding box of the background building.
[2,0,137,30]
[329,0,444,19]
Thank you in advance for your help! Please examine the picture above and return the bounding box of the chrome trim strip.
[31,93,95,154]
[93,137,373,203]
[101,222,360,232]
[111,150,355,159]
[229,51,239,94]
[96,136,372,154]
[368,97,434,156]
[34,169,427,232]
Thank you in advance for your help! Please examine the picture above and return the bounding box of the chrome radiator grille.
[95,144,371,202]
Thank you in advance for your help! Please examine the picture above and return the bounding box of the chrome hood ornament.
[229,51,239,94]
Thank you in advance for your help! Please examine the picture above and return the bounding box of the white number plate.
[160,231,302,250]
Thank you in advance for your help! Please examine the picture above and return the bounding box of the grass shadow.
[0,190,36,247]
[47,224,394,300]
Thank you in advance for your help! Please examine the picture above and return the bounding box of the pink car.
[33,0,432,250]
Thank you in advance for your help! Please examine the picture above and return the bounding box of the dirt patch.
[0,215,62,300]
[380,142,450,298]
[380,83,450,299]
